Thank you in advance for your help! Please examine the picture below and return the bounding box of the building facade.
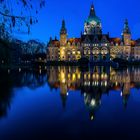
[46,4,140,62]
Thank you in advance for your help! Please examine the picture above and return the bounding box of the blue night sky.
[16,0,140,43]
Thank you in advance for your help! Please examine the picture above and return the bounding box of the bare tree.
[0,0,45,36]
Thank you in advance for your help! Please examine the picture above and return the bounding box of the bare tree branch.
[0,0,46,37]
[0,11,25,19]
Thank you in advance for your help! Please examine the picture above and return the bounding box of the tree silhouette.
[0,0,45,36]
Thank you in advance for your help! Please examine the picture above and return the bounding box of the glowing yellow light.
[72,73,76,81]
[77,51,81,55]
[61,51,64,55]
[84,74,87,79]
[62,79,66,83]
[61,72,66,83]
[105,74,107,79]
[78,73,81,79]
[68,73,71,79]
[101,74,103,79]
[88,74,90,79]
[73,51,76,55]
[96,74,99,79]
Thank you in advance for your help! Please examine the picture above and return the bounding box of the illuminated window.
[72,73,76,81]
[78,73,81,79]
[84,74,87,79]
[77,51,81,55]
[68,74,71,79]
[96,50,99,54]
[88,74,90,79]
[92,51,95,54]
[73,51,76,54]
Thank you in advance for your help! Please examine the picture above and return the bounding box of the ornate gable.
[101,35,108,43]
[84,36,91,43]
[93,35,99,43]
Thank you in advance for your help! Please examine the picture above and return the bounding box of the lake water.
[0,66,140,140]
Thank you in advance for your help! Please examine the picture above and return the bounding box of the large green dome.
[84,4,102,35]
[85,4,101,25]
[86,16,101,24]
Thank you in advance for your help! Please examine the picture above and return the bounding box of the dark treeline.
[0,38,47,69]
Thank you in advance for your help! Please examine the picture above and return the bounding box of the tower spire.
[60,19,67,46]
[123,19,131,34]
[89,3,96,18]
[60,19,67,34]
[122,19,131,45]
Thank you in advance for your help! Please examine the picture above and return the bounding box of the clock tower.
[122,19,131,46]
[60,20,67,46]
[84,4,102,35]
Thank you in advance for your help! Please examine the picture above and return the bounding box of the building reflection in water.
[0,66,140,120]
[46,66,140,120]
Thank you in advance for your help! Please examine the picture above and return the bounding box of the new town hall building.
[46,4,140,62]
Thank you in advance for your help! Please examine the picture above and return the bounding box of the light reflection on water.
[0,66,140,140]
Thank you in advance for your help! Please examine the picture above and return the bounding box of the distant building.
[133,39,140,60]
[47,4,139,62]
